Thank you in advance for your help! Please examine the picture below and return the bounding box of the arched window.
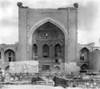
[43,44,49,57]
[54,44,61,57]
[33,44,38,56]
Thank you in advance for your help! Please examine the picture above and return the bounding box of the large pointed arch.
[28,17,67,45]
[28,17,68,62]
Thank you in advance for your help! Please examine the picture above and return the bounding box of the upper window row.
[33,44,62,57]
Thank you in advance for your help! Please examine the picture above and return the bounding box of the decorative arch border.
[80,47,90,53]
[28,17,67,45]
[4,49,15,54]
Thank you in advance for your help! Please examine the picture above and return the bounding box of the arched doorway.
[80,47,90,63]
[81,64,89,70]
[4,49,15,62]
[32,21,65,71]
[80,63,89,73]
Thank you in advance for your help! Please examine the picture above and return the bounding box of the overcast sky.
[0,0,100,46]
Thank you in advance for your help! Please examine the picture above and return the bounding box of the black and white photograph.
[0,0,100,89]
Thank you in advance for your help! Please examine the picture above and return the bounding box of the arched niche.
[33,44,38,56]
[42,44,49,58]
[54,44,61,57]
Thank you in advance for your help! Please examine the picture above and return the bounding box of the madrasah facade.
[0,2,100,73]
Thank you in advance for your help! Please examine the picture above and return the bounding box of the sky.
[0,0,100,46]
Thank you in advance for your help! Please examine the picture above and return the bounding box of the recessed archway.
[28,18,67,43]
[32,21,65,58]
[27,18,69,72]
[80,47,90,62]
[31,20,65,71]
[4,49,15,62]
